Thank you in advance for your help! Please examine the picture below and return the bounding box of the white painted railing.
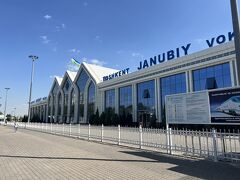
[2,121,240,162]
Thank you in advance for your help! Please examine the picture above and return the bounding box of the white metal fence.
[2,122,240,162]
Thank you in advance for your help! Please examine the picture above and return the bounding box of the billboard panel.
[209,88,240,123]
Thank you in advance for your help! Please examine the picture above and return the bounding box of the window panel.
[193,63,231,92]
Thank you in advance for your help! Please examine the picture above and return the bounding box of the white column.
[132,83,137,123]
[230,60,237,86]
[115,88,119,114]
[187,70,193,92]
[67,90,71,123]
[61,91,64,123]
[156,78,161,123]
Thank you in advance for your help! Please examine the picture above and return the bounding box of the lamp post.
[27,55,38,123]
[13,107,16,121]
[3,88,10,124]
[230,0,240,86]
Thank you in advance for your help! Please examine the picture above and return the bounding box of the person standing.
[14,121,18,132]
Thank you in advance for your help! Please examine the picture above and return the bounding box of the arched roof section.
[73,62,119,85]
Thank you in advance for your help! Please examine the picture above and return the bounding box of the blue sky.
[0,0,235,116]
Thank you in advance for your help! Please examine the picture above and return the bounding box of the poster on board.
[166,91,210,124]
[209,88,240,123]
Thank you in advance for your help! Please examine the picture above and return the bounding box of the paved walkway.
[0,126,239,180]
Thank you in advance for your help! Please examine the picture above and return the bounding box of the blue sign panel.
[103,68,130,81]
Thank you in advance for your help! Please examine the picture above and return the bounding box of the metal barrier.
[1,121,240,162]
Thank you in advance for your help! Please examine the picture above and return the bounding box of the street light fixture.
[3,88,10,124]
[27,55,38,123]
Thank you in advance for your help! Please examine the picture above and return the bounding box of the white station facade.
[30,40,238,126]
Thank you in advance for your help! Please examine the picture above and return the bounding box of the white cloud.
[44,14,52,20]
[94,35,102,42]
[89,59,106,66]
[40,35,50,44]
[131,52,144,58]
[83,2,88,6]
[67,63,79,72]
[61,23,66,29]
[49,75,58,79]
[69,48,80,54]
[66,57,106,72]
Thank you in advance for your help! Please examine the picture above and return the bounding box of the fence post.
[88,124,91,141]
[185,129,188,155]
[191,132,195,156]
[166,125,172,154]
[70,123,72,136]
[78,123,80,138]
[118,125,121,145]
[101,124,104,143]
[212,129,218,162]
[198,131,202,156]
[139,125,143,149]
[51,123,53,134]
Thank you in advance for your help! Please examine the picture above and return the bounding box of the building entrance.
[138,111,151,127]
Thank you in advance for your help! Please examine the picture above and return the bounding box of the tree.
[95,108,100,125]
[112,113,120,126]
[99,111,106,125]
[150,114,157,128]
[6,114,11,121]
[21,115,28,122]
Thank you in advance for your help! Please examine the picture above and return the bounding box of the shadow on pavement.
[0,154,158,163]
[120,151,240,180]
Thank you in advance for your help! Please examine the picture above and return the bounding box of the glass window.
[119,86,132,124]
[57,93,62,116]
[76,70,89,120]
[105,89,115,113]
[87,81,95,122]
[160,73,186,121]
[136,80,156,127]
[193,63,231,91]
[70,89,75,117]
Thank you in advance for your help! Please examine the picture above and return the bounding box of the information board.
[166,91,210,124]
[166,87,240,125]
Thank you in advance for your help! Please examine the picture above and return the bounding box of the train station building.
[30,40,237,126]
